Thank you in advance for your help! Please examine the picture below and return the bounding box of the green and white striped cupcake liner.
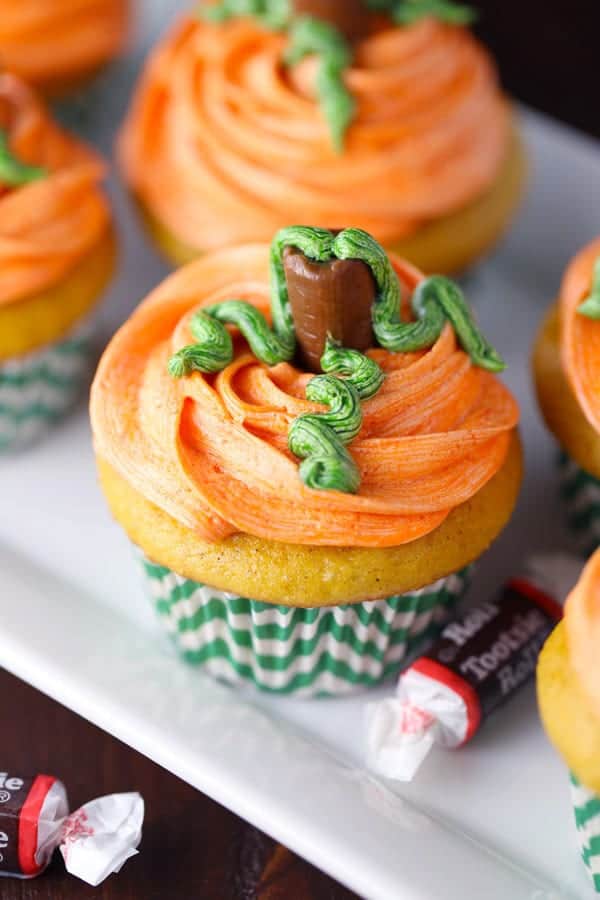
[571,774,600,892]
[0,318,95,453]
[138,550,470,697]
[559,452,600,556]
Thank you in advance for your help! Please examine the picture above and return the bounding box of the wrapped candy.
[0,772,143,885]
[366,555,582,781]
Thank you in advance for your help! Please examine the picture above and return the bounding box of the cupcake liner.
[137,549,471,697]
[571,774,600,892]
[0,317,95,453]
[558,452,600,556]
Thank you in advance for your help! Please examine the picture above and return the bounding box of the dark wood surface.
[4,2,600,898]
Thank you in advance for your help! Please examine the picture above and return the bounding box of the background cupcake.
[538,549,600,893]
[0,74,116,452]
[91,225,521,696]
[533,236,600,555]
[118,1,525,273]
[0,1,131,97]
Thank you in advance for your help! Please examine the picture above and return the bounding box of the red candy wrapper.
[366,555,581,781]
[0,772,143,885]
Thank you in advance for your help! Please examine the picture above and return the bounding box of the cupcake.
[537,549,600,893]
[118,1,525,273]
[0,1,130,96]
[533,237,600,554]
[0,74,116,452]
[91,225,521,696]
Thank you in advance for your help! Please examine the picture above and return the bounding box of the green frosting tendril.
[199,2,355,150]
[578,257,600,320]
[205,299,295,365]
[201,0,291,29]
[331,227,505,372]
[288,375,362,493]
[167,311,234,377]
[366,0,476,25]
[0,129,46,188]
[168,224,504,492]
[321,336,384,399]
[285,17,354,152]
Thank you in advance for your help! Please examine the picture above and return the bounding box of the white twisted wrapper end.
[365,670,469,782]
[59,793,144,887]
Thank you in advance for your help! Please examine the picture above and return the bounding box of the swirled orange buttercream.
[0,1,128,89]
[119,15,511,252]
[91,245,519,548]
[0,74,111,307]
[566,548,600,720]
[561,236,600,434]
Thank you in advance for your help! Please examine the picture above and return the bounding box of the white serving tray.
[2,9,600,898]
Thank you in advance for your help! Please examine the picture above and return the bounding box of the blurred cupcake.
[533,237,600,554]
[538,549,600,893]
[119,1,525,272]
[0,74,116,452]
[91,224,521,696]
[0,1,130,96]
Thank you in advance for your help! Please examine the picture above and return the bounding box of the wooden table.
[3,1,599,897]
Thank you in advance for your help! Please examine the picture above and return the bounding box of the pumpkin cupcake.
[91,225,521,696]
[0,74,116,452]
[538,549,600,893]
[533,237,600,554]
[0,1,130,96]
[119,0,525,273]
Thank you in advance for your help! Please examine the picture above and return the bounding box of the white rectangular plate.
[1,8,599,898]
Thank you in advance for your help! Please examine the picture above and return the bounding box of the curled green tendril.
[205,299,295,365]
[285,17,354,151]
[0,129,46,187]
[366,0,476,26]
[168,311,234,377]
[320,336,384,399]
[305,374,363,442]
[288,377,362,493]
[578,257,600,320]
[200,0,292,29]
[333,227,505,372]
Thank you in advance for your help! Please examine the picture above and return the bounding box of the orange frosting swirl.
[0,74,111,307]
[565,548,600,721]
[119,15,511,252]
[91,244,519,548]
[560,236,600,433]
[0,1,129,90]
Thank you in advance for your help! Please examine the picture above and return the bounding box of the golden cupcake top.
[119,0,510,251]
[0,1,129,92]
[560,236,600,435]
[91,226,519,549]
[564,548,600,723]
[0,73,111,307]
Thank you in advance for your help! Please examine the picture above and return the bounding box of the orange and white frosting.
[565,548,600,721]
[91,244,519,548]
[0,1,129,89]
[0,74,111,307]
[119,14,511,252]
[560,236,600,434]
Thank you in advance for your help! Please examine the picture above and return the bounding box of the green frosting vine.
[0,129,46,188]
[169,225,504,494]
[288,375,362,493]
[366,0,476,25]
[332,228,505,371]
[578,256,600,320]
[200,2,354,149]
